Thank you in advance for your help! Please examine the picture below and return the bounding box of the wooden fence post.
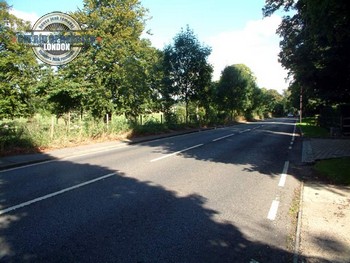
[50,116,54,140]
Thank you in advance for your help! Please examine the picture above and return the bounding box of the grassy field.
[314,157,350,185]
[298,117,329,138]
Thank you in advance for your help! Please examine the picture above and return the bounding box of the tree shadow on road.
[0,159,299,262]
[140,121,296,178]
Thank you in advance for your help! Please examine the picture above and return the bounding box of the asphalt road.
[0,118,301,262]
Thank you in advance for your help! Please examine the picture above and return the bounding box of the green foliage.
[318,106,341,129]
[0,114,135,154]
[0,2,40,119]
[0,120,38,154]
[131,119,168,135]
[216,64,256,120]
[66,0,159,119]
[314,157,350,185]
[297,117,329,137]
[263,0,350,106]
[0,0,298,154]
[162,26,213,123]
[262,88,285,117]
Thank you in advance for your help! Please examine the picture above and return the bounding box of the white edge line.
[0,145,129,173]
[0,159,57,173]
[267,200,280,220]
[212,133,235,142]
[0,173,116,215]
[150,144,204,162]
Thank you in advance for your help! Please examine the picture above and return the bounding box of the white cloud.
[9,9,39,27]
[206,15,289,93]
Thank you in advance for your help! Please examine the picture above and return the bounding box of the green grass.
[0,113,199,156]
[297,117,329,138]
[314,157,350,185]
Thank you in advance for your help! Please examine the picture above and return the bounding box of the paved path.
[300,137,350,263]
[300,183,350,263]
[302,138,350,163]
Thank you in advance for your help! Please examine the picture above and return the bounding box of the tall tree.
[216,64,256,120]
[65,0,156,120]
[262,88,285,116]
[162,26,212,123]
[263,0,350,105]
[0,2,39,119]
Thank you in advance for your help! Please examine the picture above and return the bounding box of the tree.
[0,2,39,119]
[162,26,212,123]
[65,0,156,120]
[115,39,162,122]
[246,85,265,119]
[263,88,284,116]
[216,64,256,121]
[263,0,350,105]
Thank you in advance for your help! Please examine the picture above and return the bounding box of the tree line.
[263,0,350,122]
[0,0,288,127]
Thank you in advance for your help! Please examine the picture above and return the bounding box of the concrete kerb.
[292,122,305,262]
[293,181,304,263]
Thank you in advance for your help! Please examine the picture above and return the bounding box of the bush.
[0,120,40,154]
[131,119,168,136]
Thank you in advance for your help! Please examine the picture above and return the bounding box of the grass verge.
[314,157,350,185]
[297,117,329,138]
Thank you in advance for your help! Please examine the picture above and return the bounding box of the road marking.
[279,161,289,187]
[292,122,297,141]
[0,173,116,215]
[267,200,280,220]
[0,160,57,173]
[239,129,251,134]
[0,144,129,173]
[150,144,204,162]
[212,134,235,142]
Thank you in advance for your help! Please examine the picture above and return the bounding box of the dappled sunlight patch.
[0,213,27,259]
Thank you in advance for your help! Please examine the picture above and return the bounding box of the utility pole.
[299,87,303,123]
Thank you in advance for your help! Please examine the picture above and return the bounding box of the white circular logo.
[31,12,82,66]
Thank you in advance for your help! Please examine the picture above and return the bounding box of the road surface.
[0,118,301,262]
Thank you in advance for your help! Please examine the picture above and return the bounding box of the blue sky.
[7,0,289,92]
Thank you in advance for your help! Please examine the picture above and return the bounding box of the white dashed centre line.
[239,129,251,134]
[267,200,280,220]
[150,144,204,162]
[278,161,289,187]
[212,134,235,142]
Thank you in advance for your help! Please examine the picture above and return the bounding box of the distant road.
[0,118,300,262]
